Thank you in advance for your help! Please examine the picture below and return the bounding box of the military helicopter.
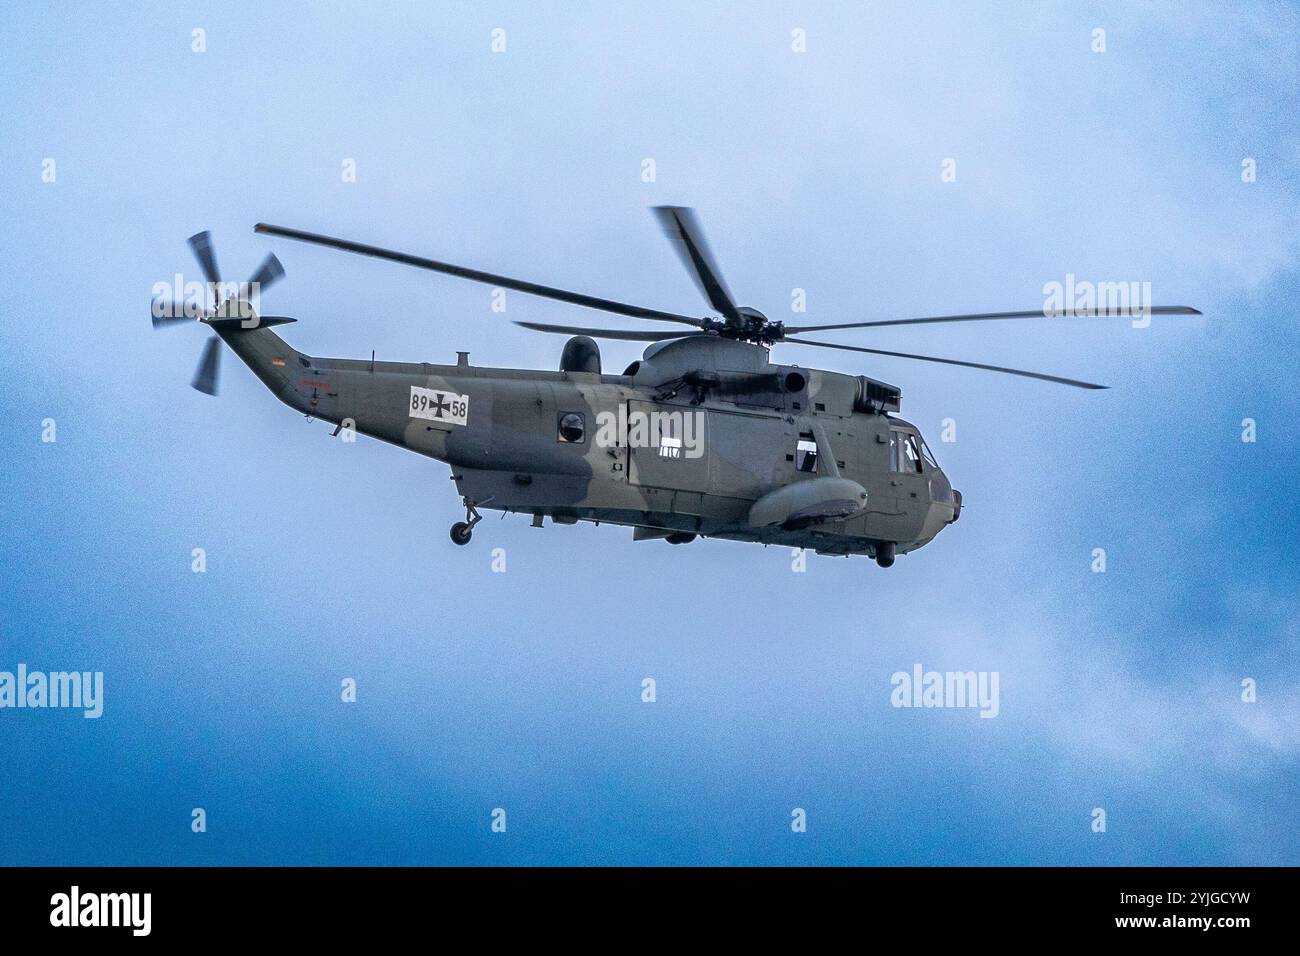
[151,209,1198,567]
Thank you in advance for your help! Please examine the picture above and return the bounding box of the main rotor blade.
[785,305,1202,333]
[652,206,740,322]
[515,321,700,342]
[783,337,1107,389]
[191,336,221,395]
[187,231,221,287]
[254,223,703,327]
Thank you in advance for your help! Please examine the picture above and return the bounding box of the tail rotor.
[150,231,285,395]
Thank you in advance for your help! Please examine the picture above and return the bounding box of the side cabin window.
[890,429,923,474]
[557,412,585,443]
[795,434,818,473]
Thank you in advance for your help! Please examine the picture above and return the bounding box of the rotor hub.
[710,306,785,344]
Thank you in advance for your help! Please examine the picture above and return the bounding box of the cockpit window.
[921,438,938,470]
[890,429,923,474]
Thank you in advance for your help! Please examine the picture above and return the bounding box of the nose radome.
[950,489,963,523]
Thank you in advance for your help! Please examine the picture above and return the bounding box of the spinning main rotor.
[252,209,1200,390]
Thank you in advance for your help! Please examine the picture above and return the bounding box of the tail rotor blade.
[247,253,285,295]
[191,336,221,395]
[187,231,221,287]
[151,299,205,328]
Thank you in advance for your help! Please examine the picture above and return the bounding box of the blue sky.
[1,1,1297,865]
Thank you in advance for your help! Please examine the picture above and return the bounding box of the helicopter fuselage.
[218,324,960,562]
[166,214,1193,563]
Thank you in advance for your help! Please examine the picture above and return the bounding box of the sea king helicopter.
[151,208,1198,566]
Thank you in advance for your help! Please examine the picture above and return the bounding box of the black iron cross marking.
[431,392,451,418]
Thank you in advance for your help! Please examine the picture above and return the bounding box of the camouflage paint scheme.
[216,319,959,561]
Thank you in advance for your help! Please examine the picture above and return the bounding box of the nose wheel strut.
[450,497,485,546]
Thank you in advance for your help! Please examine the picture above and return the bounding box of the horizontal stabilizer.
[202,316,298,330]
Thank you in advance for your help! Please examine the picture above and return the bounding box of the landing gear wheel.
[875,542,896,568]
[450,496,486,546]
